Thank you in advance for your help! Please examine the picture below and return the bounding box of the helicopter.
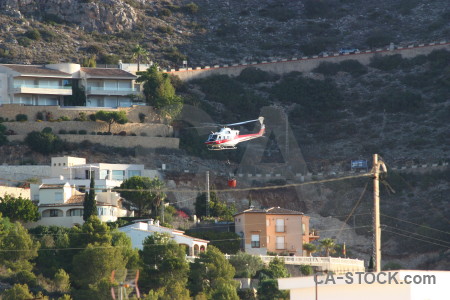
[204,117,265,150]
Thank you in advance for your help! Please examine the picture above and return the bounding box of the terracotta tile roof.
[234,207,304,216]
[81,67,136,78]
[1,64,72,76]
[65,194,85,204]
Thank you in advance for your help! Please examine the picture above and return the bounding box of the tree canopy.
[118,176,166,217]
[136,64,183,121]
[25,131,63,154]
[0,194,39,222]
[195,191,236,221]
[95,110,128,133]
[319,238,337,257]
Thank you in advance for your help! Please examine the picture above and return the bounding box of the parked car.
[339,48,360,54]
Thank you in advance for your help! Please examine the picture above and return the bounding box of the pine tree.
[83,177,97,221]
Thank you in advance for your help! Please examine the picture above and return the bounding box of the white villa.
[119,220,209,256]
[0,63,140,107]
[27,182,132,228]
[30,156,160,202]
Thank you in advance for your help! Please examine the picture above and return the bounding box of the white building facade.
[119,220,209,256]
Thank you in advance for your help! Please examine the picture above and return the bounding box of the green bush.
[370,54,404,71]
[237,67,279,84]
[339,60,368,76]
[138,113,146,123]
[159,8,172,17]
[25,131,63,154]
[300,37,337,56]
[42,127,52,134]
[78,130,87,135]
[365,31,393,48]
[25,29,41,41]
[58,129,67,134]
[68,130,77,134]
[89,114,96,121]
[58,116,70,121]
[313,62,340,76]
[157,25,174,35]
[183,2,199,14]
[17,37,32,47]
[39,28,57,42]
[378,89,424,113]
[36,112,44,121]
[15,114,28,122]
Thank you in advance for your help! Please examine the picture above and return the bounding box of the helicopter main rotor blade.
[226,117,264,127]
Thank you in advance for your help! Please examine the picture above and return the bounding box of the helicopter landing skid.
[208,145,237,150]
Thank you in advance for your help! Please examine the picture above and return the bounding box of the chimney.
[148,219,154,225]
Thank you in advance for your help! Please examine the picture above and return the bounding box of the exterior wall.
[38,186,67,205]
[235,213,268,255]
[7,134,180,149]
[5,121,173,136]
[167,42,450,82]
[51,156,86,177]
[0,73,9,105]
[266,214,304,255]
[0,104,158,123]
[0,186,30,199]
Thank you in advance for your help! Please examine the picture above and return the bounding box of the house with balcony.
[0,64,75,106]
[119,219,209,256]
[80,67,139,108]
[234,207,319,256]
[30,156,160,202]
[27,182,132,228]
[0,63,140,108]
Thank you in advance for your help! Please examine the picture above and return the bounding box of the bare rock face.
[0,0,137,32]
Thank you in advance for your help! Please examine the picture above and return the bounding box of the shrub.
[25,29,41,40]
[90,132,96,135]
[118,131,126,136]
[36,112,44,121]
[138,113,146,123]
[15,114,28,122]
[78,130,87,135]
[68,130,77,134]
[104,132,112,135]
[74,112,88,121]
[17,37,32,47]
[159,8,172,17]
[370,54,404,71]
[313,62,340,76]
[183,2,199,14]
[140,132,148,136]
[58,116,70,121]
[0,117,5,122]
[58,129,67,134]
[157,25,174,35]
[25,131,63,154]
[97,132,103,135]
[365,31,393,48]
[42,127,52,134]
[339,60,368,77]
[89,114,96,121]
[237,67,279,84]
[378,89,424,113]
[39,28,57,42]
[258,5,297,22]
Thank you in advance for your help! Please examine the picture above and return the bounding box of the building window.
[50,209,59,217]
[55,192,63,202]
[100,169,110,180]
[85,170,95,179]
[276,236,285,250]
[276,219,285,233]
[251,234,260,248]
[112,170,125,180]
[302,223,306,234]
[128,170,141,178]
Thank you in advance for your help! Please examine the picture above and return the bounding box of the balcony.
[13,84,72,96]
[86,86,139,96]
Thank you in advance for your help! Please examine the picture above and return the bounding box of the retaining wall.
[5,121,173,136]
[166,41,450,81]
[0,104,159,124]
[7,135,179,149]
[0,186,31,198]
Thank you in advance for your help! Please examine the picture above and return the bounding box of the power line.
[381,214,450,235]
[382,229,449,249]
[382,225,450,246]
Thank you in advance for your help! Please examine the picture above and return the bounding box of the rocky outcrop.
[0,0,138,32]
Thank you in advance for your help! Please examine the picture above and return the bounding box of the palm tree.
[132,44,149,72]
[319,238,336,257]
[302,243,317,256]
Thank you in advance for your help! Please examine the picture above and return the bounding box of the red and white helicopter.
[205,117,265,150]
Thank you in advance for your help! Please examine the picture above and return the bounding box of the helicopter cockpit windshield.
[207,134,218,142]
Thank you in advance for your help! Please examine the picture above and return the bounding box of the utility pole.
[206,171,210,217]
[372,154,387,272]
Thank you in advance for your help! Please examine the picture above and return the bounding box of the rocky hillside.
[0,0,448,66]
